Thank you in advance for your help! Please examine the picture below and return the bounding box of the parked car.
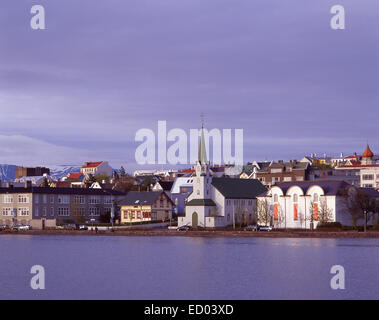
[258,225,272,232]
[177,225,191,231]
[0,224,9,230]
[12,225,31,231]
[79,225,88,230]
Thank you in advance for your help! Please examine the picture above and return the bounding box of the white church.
[178,124,267,228]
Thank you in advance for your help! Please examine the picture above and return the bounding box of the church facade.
[178,124,266,228]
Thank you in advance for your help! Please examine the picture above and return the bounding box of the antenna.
[200,112,205,128]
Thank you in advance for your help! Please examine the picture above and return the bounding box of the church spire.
[198,121,207,164]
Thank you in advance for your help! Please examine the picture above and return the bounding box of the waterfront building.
[256,180,379,229]
[119,191,173,224]
[0,185,125,229]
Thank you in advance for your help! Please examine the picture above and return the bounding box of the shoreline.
[1,229,379,239]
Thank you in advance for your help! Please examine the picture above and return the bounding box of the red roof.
[82,161,103,168]
[362,144,374,158]
[68,172,83,179]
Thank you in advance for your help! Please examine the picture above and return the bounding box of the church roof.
[186,199,216,206]
[362,144,374,158]
[212,178,267,199]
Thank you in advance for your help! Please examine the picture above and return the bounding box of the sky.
[0,0,378,172]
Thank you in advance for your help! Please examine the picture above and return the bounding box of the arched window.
[293,194,298,202]
[314,194,319,202]
[274,194,278,202]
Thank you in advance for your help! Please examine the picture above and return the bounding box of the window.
[50,196,54,204]
[271,168,282,173]
[2,208,12,216]
[50,207,54,216]
[313,194,319,202]
[35,207,39,217]
[89,196,100,204]
[283,177,292,182]
[3,195,13,203]
[34,195,39,204]
[104,196,112,204]
[18,195,29,203]
[58,207,70,216]
[274,194,278,202]
[42,207,47,216]
[89,207,100,216]
[42,195,47,204]
[293,194,298,202]
[362,174,374,181]
[18,208,29,216]
[74,195,85,204]
[58,195,70,204]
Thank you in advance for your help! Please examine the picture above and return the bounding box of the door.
[192,212,198,228]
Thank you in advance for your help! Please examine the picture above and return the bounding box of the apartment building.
[0,185,125,229]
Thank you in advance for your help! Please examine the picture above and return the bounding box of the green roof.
[211,177,267,199]
[186,199,216,206]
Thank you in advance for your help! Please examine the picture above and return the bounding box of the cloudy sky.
[0,0,378,171]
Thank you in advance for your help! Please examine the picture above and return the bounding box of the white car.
[13,225,31,231]
[258,225,272,232]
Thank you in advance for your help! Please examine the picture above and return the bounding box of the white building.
[178,124,266,228]
[80,161,113,177]
[256,180,379,229]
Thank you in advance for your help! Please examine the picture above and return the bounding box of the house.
[119,191,174,224]
[178,124,266,228]
[80,161,113,177]
[170,177,194,215]
[254,160,309,187]
[0,185,125,229]
[256,180,379,229]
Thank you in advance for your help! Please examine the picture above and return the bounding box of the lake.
[0,235,378,299]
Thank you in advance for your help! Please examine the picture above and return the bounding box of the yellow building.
[120,191,173,224]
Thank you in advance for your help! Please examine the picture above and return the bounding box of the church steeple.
[198,122,208,165]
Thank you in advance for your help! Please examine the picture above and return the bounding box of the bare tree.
[318,198,334,225]
[256,199,271,226]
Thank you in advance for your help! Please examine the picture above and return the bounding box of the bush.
[317,222,342,230]
[372,224,379,230]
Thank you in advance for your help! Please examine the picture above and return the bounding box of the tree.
[318,198,334,225]
[307,200,316,230]
[274,204,285,229]
[341,186,379,231]
[94,173,110,184]
[120,166,126,178]
[255,199,271,226]
[69,200,86,227]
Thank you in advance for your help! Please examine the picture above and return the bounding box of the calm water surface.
[0,235,378,299]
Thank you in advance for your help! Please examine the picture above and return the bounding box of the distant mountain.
[0,164,18,181]
[48,165,82,180]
